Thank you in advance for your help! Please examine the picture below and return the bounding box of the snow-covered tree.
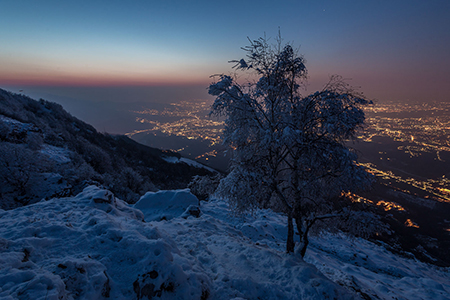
[210,36,373,257]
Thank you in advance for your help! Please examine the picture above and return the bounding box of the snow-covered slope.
[0,186,448,299]
[0,186,351,299]
[306,233,450,300]
[163,156,218,173]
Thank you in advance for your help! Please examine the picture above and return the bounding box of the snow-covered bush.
[0,142,54,208]
[188,174,222,200]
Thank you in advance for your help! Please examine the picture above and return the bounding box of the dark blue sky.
[1,0,450,103]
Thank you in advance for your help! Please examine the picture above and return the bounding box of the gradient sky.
[1,0,450,104]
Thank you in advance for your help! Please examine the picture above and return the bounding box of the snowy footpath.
[0,186,449,299]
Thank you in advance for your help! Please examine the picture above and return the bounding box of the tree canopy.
[209,36,375,256]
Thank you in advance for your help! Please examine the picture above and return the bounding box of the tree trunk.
[286,211,295,253]
[298,229,309,258]
[294,215,310,258]
[272,184,295,253]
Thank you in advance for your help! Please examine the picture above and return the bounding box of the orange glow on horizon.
[0,74,210,87]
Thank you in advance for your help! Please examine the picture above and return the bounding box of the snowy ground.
[0,186,449,299]
[306,233,450,300]
[201,199,450,300]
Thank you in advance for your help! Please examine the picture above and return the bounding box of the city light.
[126,100,224,146]
[125,99,450,203]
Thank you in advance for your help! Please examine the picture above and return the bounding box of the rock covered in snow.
[133,189,199,222]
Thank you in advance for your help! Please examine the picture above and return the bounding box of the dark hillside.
[0,88,213,209]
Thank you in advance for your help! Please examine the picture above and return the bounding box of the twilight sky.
[1,0,450,104]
